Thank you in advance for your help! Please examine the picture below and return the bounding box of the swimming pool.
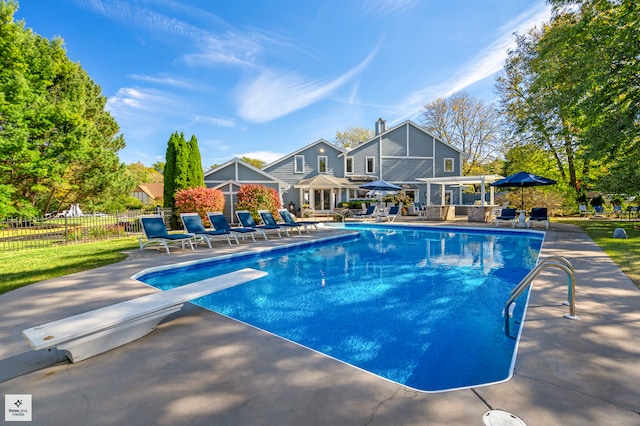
[136,224,544,392]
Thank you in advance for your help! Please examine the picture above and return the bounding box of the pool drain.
[482,409,526,426]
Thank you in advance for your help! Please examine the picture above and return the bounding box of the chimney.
[375,118,386,135]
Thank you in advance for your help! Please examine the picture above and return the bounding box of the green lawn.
[0,237,140,295]
[556,219,640,288]
[1,220,638,295]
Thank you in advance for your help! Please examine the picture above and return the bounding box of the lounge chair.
[278,209,319,232]
[495,208,517,228]
[180,213,237,247]
[527,207,549,229]
[236,210,283,240]
[258,210,294,236]
[139,215,195,254]
[578,204,588,217]
[378,204,402,222]
[207,212,256,242]
[612,205,622,218]
[354,205,377,220]
[593,205,605,216]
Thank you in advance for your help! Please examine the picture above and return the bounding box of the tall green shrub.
[188,134,204,187]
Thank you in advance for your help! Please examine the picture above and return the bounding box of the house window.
[346,157,354,175]
[366,157,375,174]
[294,155,304,173]
[318,156,328,173]
[444,158,454,172]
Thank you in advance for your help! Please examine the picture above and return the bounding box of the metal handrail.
[504,256,579,337]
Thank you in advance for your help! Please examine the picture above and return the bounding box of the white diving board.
[22,268,267,363]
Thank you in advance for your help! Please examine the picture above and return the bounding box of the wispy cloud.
[235,47,378,123]
[106,87,180,119]
[362,0,419,15]
[392,2,552,121]
[129,73,197,89]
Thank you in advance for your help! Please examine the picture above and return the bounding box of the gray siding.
[349,141,380,176]
[433,143,462,176]
[381,158,434,181]
[264,141,344,184]
[408,125,434,157]
[380,126,407,156]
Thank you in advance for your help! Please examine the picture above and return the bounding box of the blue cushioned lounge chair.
[354,205,377,220]
[278,209,318,232]
[206,212,257,243]
[180,213,237,247]
[236,210,282,240]
[495,208,517,228]
[527,207,549,229]
[378,204,402,222]
[139,215,195,254]
[258,210,292,236]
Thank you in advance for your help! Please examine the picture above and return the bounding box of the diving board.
[22,268,267,363]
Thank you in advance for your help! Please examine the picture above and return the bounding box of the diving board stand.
[22,268,267,363]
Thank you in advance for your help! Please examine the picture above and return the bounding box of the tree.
[127,162,163,184]
[420,92,502,174]
[188,134,204,187]
[335,126,374,149]
[240,156,266,169]
[0,0,132,216]
[497,0,640,194]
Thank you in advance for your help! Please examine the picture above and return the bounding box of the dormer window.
[294,155,304,173]
[318,156,328,173]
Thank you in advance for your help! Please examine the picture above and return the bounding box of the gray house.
[204,118,468,220]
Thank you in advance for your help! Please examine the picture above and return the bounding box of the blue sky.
[15,0,551,168]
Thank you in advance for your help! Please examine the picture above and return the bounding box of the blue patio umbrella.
[359,179,402,192]
[490,172,556,209]
[359,179,402,203]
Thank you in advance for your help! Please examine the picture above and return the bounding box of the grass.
[556,218,640,288]
[0,237,140,295]
[1,219,638,295]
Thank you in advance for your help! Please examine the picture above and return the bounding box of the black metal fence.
[0,208,173,252]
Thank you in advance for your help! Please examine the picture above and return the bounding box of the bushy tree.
[235,184,281,222]
[174,187,225,227]
[0,1,132,217]
[335,126,374,149]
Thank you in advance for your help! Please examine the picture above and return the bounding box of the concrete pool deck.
[1,221,639,425]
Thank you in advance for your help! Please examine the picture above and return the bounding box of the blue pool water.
[137,224,544,392]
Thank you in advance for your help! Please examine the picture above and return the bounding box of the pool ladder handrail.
[504,256,579,337]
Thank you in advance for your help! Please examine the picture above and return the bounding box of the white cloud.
[129,73,196,89]
[392,2,553,121]
[235,47,378,123]
[235,151,285,164]
[362,0,419,15]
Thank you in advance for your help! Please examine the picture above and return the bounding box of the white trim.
[346,156,354,175]
[365,156,375,174]
[444,158,454,173]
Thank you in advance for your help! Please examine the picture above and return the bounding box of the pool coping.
[1,222,639,425]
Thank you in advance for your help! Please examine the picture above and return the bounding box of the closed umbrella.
[490,172,556,209]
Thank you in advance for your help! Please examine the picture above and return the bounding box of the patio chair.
[495,208,517,228]
[236,210,283,240]
[578,204,588,217]
[258,210,293,236]
[139,215,195,254]
[612,205,622,218]
[180,212,237,247]
[593,205,605,216]
[207,212,256,242]
[354,205,377,220]
[278,209,318,232]
[527,207,549,229]
[378,204,402,222]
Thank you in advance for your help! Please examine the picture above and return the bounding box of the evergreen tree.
[188,134,204,187]
[163,132,178,208]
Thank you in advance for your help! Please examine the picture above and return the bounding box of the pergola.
[417,175,505,206]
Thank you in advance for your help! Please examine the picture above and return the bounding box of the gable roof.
[343,120,469,159]
[263,138,343,170]
[204,157,289,187]
[133,183,164,199]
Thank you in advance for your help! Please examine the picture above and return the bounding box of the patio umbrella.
[490,172,556,209]
[359,179,402,203]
